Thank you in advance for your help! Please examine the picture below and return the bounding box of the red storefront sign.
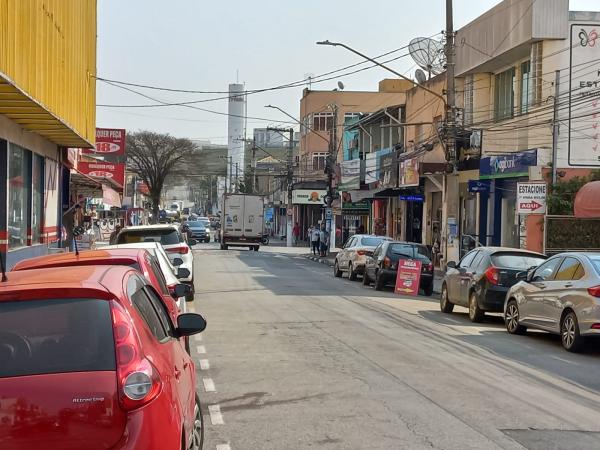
[78,161,125,188]
[394,259,422,296]
[82,128,126,155]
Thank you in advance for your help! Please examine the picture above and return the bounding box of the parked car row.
[334,238,600,352]
[334,235,435,296]
[441,248,600,352]
[0,225,206,449]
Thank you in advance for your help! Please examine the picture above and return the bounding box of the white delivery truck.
[220,194,264,251]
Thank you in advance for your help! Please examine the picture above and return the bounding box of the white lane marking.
[216,445,231,450]
[197,345,206,354]
[203,378,216,392]
[208,404,224,425]
[200,359,210,370]
[194,334,203,342]
[444,317,462,324]
[552,355,581,366]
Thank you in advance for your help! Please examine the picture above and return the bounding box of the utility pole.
[235,162,239,193]
[287,128,294,248]
[552,70,560,185]
[442,0,460,267]
[252,141,257,194]
[326,104,338,251]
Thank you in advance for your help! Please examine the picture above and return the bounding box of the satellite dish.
[415,69,427,84]
[337,81,345,90]
[408,37,446,77]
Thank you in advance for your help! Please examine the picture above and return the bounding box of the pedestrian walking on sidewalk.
[310,225,320,255]
[292,222,300,246]
[319,225,329,257]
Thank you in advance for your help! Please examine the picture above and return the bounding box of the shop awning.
[0,78,93,148]
[70,170,123,205]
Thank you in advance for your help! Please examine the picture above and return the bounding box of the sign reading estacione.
[517,182,547,215]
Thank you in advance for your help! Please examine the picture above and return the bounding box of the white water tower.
[227,83,246,191]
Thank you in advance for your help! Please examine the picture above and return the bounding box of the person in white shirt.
[310,225,320,255]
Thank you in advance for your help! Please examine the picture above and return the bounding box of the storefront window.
[32,154,44,243]
[8,144,31,249]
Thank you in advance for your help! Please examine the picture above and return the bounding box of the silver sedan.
[504,252,600,352]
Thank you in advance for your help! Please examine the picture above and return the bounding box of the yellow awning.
[0,76,94,148]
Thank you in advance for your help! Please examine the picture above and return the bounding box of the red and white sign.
[517,182,547,215]
[395,259,422,296]
[82,128,126,155]
[78,161,125,187]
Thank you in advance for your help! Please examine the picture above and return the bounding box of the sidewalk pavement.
[304,252,443,295]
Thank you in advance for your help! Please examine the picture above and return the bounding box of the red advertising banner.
[394,259,422,296]
[78,161,125,188]
[82,128,126,155]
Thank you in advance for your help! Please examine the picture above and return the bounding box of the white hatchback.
[115,224,196,301]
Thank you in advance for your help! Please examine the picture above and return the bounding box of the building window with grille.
[530,41,543,106]
[494,67,515,121]
[312,152,327,171]
[520,61,531,115]
[312,112,334,131]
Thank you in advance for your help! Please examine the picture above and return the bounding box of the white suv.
[115,224,196,301]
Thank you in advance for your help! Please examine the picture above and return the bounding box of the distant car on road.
[363,241,434,295]
[0,265,206,449]
[183,219,211,243]
[334,235,392,281]
[440,247,546,322]
[504,252,600,352]
[115,224,196,301]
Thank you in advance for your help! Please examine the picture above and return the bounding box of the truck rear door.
[223,194,244,238]
[243,196,264,238]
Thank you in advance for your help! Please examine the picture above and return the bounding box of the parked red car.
[12,249,190,323]
[0,265,205,450]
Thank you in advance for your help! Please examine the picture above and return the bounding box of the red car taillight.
[484,266,499,285]
[422,263,433,272]
[111,301,162,411]
[383,257,392,269]
[356,250,366,256]
[588,286,600,298]
[167,246,189,254]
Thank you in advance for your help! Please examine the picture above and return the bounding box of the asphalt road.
[190,243,600,450]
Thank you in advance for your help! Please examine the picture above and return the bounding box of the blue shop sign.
[480,149,537,180]
[399,194,424,202]
[468,180,491,193]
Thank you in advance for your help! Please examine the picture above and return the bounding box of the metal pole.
[326,105,337,253]
[552,70,560,186]
[287,128,294,248]
[443,0,458,269]
[235,163,239,193]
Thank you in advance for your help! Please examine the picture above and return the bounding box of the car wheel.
[348,263,357,281]
[561,311,585,352]
[505,300,527,335]
[334,261,342,278]
[468,291,484,323]
[440,284,454,313]
[422,282,433,296]
[254,246,259,251]
[374,271,385,291]
[362,270,370,286]
[188,394,204,450]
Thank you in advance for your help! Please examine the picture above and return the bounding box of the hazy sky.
[96,0,599,144]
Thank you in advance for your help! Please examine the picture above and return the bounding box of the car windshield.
[0,298,116,377]
[186,221,208,228]
[361,237,385,247]
[491,252,546,269]
[117,228,181,245]
[390,243,430,259]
